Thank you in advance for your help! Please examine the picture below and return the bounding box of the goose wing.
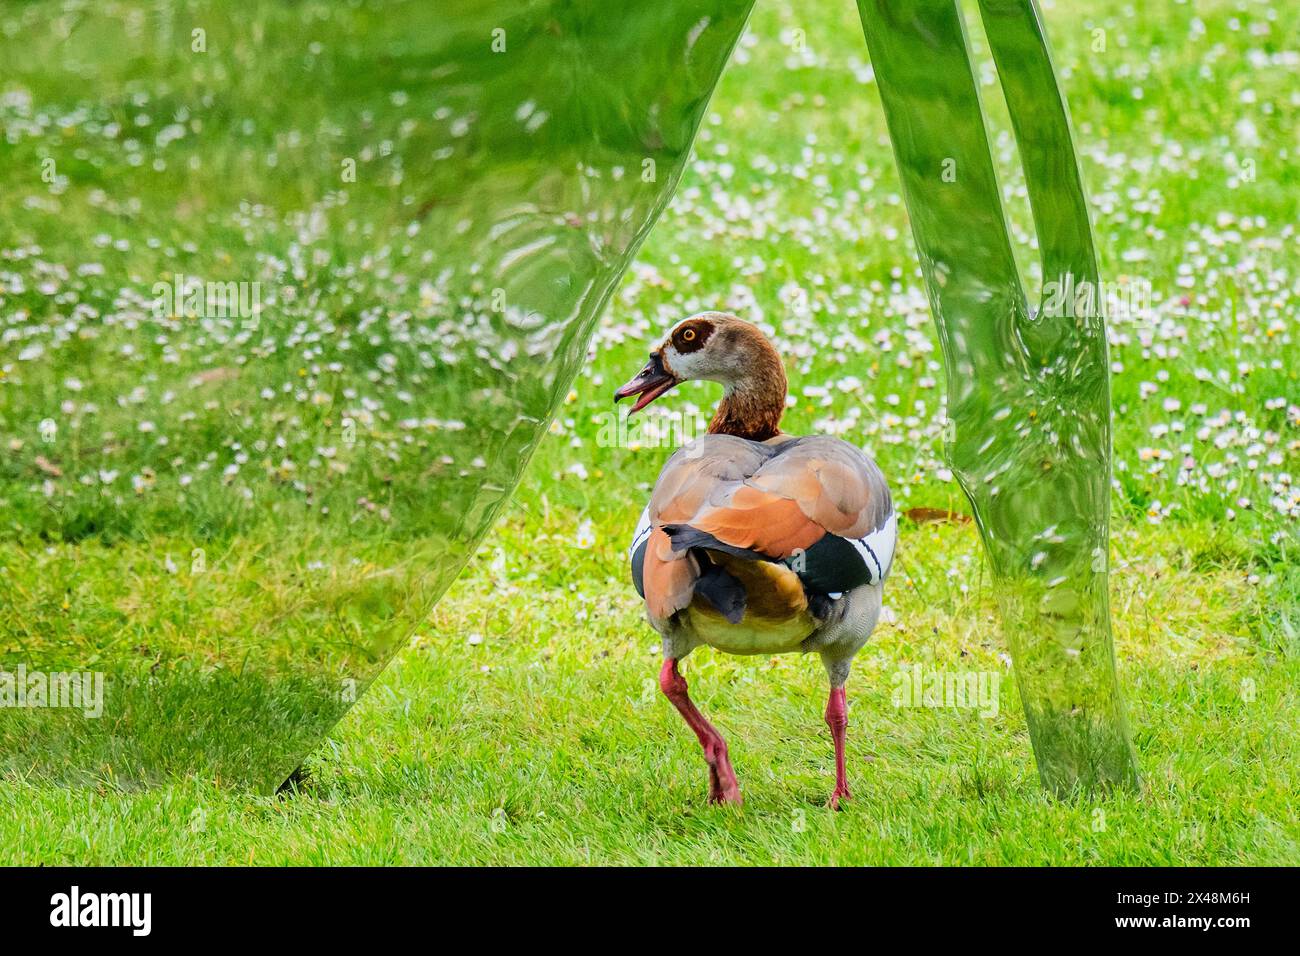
[630,435,895,627]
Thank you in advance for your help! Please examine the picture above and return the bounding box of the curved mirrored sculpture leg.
[856,0,1139,793]
[0,0,753,792]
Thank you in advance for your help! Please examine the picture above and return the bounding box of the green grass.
[2,518,1296,864]
[0,0,1297,863]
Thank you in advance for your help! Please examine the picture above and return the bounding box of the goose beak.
[613,352,679,415]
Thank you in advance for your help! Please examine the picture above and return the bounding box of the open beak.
[613,352,679,415]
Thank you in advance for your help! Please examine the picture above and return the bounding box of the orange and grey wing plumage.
[640,527,699,622]
[629,435,896,629]
[747,438,893,540]
[630,436,767,625]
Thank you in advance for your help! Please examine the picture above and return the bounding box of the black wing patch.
[628,505,653,598]
[656,522,883,596]
[630,539,648,599]
[660,524,769,563]
[693,559,747,624]
[789,533,876,594]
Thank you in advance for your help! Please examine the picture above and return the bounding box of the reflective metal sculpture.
[857,0,1139,792]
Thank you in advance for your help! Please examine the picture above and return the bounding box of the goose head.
[613,312,788,441]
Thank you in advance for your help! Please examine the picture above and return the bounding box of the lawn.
[0,0,1296,864]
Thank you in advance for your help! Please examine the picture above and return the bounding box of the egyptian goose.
[614,312,896,808]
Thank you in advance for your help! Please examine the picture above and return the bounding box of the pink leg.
[659,658,742,805]
[826,685,851,810]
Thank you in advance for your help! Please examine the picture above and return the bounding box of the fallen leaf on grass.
[34,455,62,477]
[904,507,972,525]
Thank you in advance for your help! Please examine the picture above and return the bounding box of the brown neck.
[707,354,787,442]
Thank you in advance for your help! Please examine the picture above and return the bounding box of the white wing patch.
[847,510,897,585]
[628,504,653,560]
[870,510,898,580]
